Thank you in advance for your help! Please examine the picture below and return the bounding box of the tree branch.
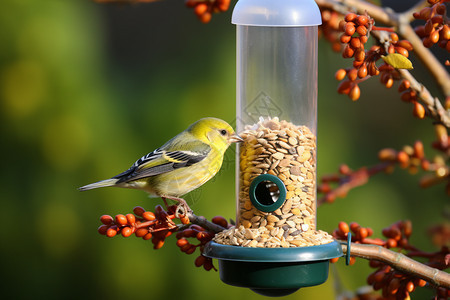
[342,242,450,288]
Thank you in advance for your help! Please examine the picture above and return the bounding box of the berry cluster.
[175,216,229,271]
[97,205,230,270]
[336,28,413,101]
[98,205,185,249]
[340,13,372,60]
[379,139,450,194]
[413,0,450,51]
[185,0,230,23]
[335,12,415,101]
[333,221,450,299]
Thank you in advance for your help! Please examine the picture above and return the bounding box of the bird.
[79,117,242,214]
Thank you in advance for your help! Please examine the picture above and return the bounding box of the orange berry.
[182,228,196,238]
[344,22,356,36]
[194,3,208,16]
[419,7,432,20]
[180,215,190,224]
[395,46,409,57]
[335,69,347,81]
[390,33,399,42]
[436,3,446,15]
[135,228,148,237]
[347,68,358,81]
[353,60,364,68]
[198,12,212,24]
[350,37,361,48]
[441,25,450,40]
[430,30,440,44]
[357,64,368,78]
[98,224,108,235]
[211,216,228,228]
[121,226,133,237]
[400,90,414,102]
[100,215,114,225]
[153,239,165,249]
[106,226,118,237]
[340,34,351,44]
[143,211,156,221]
[344,13,357,22]
[337,80,352,94]
[356,15,369,26]
[386,238,397,248]
[415,279,427,287]
[397,151,410,168]
[385,77,394,88]
[378,148,397,161]
[216,0,230,12]
[388,278,401,294]
[338,221,350,233]
[350,222,360,233]
[115,214,128,226]
[368,62,379,76]
[431,15,443,25]
[343,44,355,58]
[133,206,145,217]
[415,25,426,37]
[413,141,424,159]
[354,48,365,61]
[425,20,434,35]
[388,44,395,53]
[359,227,368,239]
[143,232,153,240]
[413,101,426,119]
[126,213,136,225]
[406,281,415,293]
[185,245,196,254]
[349,256,356,265]
[195,255,206,267]
[349,84,361,101]
[359,35,368,44]
[203,259,214,271]
[176,238,189,247]
[330,257,339,263]
[398,79,410,92]
[397,40,413,51]
[356,25,367,36]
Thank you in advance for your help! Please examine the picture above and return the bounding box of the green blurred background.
[1,0,447,299]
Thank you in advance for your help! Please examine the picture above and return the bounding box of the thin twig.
[187,212,227,233]
[342,243,450,288]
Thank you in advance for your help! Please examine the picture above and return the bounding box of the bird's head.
[188,117,243,151]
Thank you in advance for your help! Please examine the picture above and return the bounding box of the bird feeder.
[204,0,343,296]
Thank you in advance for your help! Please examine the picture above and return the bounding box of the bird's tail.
[78,178,118,191]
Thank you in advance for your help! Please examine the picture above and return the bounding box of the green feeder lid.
[204,240,343,262]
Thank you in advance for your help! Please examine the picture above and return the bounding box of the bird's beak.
[229,133,244,143]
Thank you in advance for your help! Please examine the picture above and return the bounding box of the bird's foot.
[161,196,192,218]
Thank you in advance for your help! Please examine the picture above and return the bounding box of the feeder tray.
[204,241,344,297]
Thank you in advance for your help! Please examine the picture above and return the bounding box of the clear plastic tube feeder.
[204,0,343,297]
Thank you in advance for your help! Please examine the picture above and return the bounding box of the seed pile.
[214,117,334,248]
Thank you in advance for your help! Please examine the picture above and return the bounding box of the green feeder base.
[204,241,343,297]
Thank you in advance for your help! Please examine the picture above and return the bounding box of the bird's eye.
[219,129,227,136]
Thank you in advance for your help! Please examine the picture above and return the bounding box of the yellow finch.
[79,117,242,212]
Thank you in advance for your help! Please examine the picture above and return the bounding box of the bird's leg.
[161,197,170,208]
[161,196,192,218]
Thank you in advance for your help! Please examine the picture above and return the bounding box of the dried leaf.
[381,53,413,70]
